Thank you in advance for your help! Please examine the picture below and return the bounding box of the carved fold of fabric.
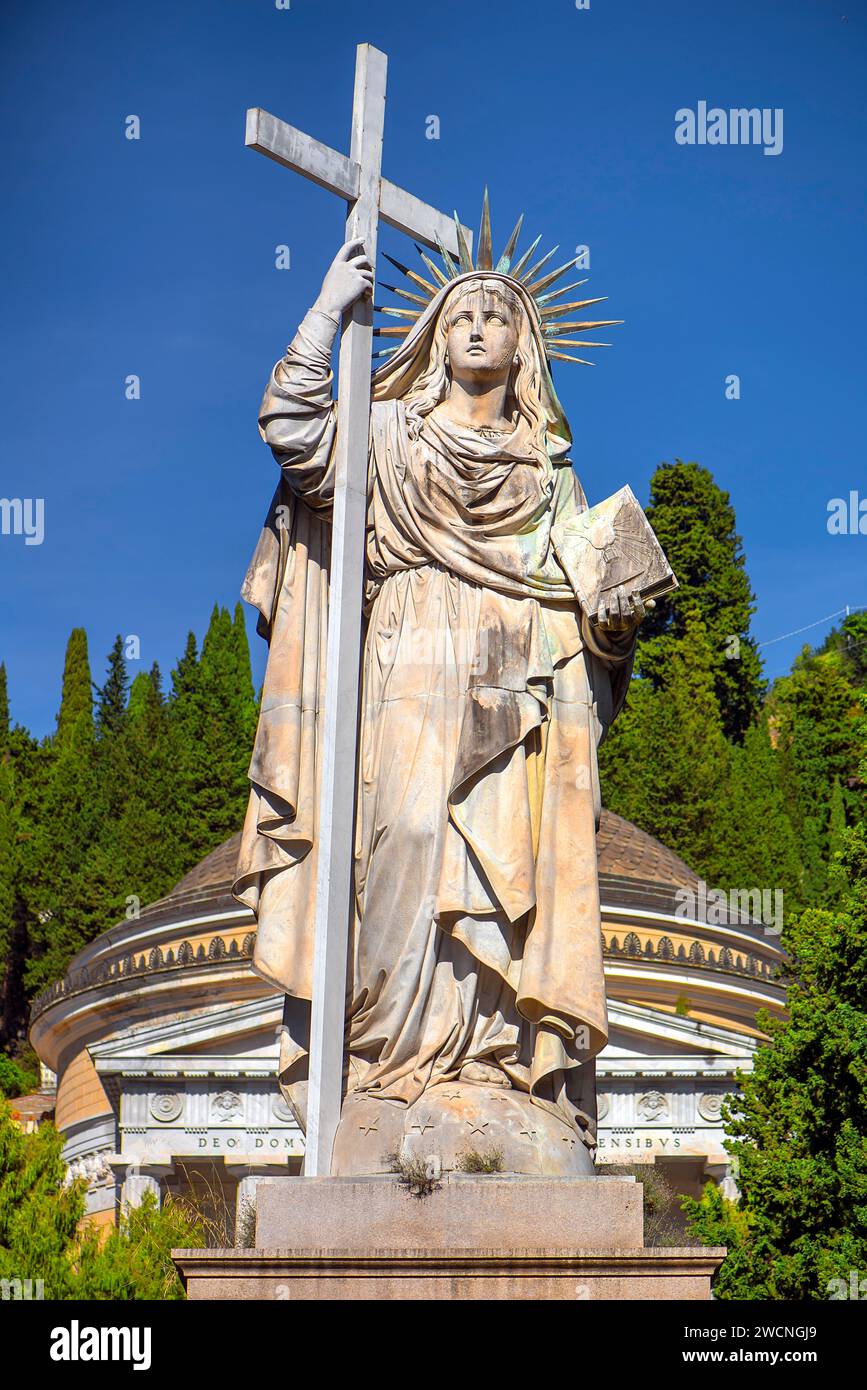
[258,307,340,512]
[234,482,330,1005]
[367,400,580,603]
[445,591,554,928]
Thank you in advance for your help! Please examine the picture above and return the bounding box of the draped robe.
[234,291,636,1149]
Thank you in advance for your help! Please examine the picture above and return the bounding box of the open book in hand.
[551,484,678,623]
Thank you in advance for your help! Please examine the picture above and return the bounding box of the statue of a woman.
[234,219,649,1177]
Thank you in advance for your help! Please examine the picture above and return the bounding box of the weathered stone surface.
[176,1174,723,1300]
[175,1246,725,1301]
[331,1085,596,1178]
[255,1174,643,1251]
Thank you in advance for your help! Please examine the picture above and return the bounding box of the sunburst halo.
[373,188,622,365]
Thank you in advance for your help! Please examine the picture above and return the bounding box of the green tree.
[74,1190,207,1301]
[55,629,92,747]
[169,607,256,862]
[683,823,867,1299]
[26,631,99,993]
[95,634,129,740]
[0,1101,205,1298]
[0,665,15,1031]
[95,664,185,909]
[768,645,862,902]
[0,1100,84,1297]
[820,611,867,688]
[639,460,764,740]
[712,716,804,912]
[600,611,732,880]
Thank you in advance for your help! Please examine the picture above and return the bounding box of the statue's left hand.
[595,587,654,631]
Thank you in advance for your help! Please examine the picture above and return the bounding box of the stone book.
[551,483,678,621]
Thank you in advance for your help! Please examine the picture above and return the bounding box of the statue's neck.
[435,377,513,432]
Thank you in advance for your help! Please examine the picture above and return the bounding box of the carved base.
[173,1175,724,1301]
[174,1245,724,1300]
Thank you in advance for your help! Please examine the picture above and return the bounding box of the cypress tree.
[55,629,92,748]
[25,631,98,992]
[231,602,259,751]
[0,667,16,1042]
[96,665,184,912]
[600,611,732,880]
[713,716,804,913]
[95,635,128,741]
[768,646,863,902]
[638,461,764,741]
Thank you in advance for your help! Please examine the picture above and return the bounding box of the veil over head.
[371,271,573,462]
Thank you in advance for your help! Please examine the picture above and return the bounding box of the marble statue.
[234,204,660,1178]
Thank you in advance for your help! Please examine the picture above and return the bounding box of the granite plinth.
[256,1174,643,1250]
[173,1175,724,1300]
[174,1245,725,1300]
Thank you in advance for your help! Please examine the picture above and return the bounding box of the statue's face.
[444,285,520,385]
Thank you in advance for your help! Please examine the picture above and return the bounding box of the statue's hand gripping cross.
[246,44,472,1176]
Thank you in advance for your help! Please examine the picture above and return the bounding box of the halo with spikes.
[373,188,622,364]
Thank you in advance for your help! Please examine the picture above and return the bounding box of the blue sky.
[1,0,865,736]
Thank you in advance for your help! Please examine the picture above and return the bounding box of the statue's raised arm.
[257,238,373,510]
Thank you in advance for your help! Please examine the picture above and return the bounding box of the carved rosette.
[697,1092,725,1123]
[150,1092,184,1124]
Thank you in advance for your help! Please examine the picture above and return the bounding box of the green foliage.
[819,611,867,688]
[767,645,864,903]
[683,825,867,1299]
[0,1101,205,1299]
[95,635,129,740]
[600,610,732,880]
[0,1052,38,1099]
[600,458,853,916]
[74,1191,206,1301]
[713,716,804,911]
[55,629,93,748]
[0,605,258,1033]
[0,1101,85,1296]
[639,460,764,740]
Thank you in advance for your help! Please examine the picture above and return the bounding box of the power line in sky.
[756,605,866,651]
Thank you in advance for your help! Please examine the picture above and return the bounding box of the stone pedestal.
[173,1175,724,1300]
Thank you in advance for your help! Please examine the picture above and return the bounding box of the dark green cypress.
[639,460,764,741]
[95,635,128,741]
[55,629,93,748]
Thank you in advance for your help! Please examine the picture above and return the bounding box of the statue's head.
[371,192,621,463]
[397,274,550,461]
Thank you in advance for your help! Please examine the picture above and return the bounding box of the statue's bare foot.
[459,1060,510,1086]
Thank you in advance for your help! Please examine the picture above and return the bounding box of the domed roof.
[163,809,700,909]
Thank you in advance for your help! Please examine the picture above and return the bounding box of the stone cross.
[246,44,472,1176]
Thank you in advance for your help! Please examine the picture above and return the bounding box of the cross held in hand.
[245,44,472,1177]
